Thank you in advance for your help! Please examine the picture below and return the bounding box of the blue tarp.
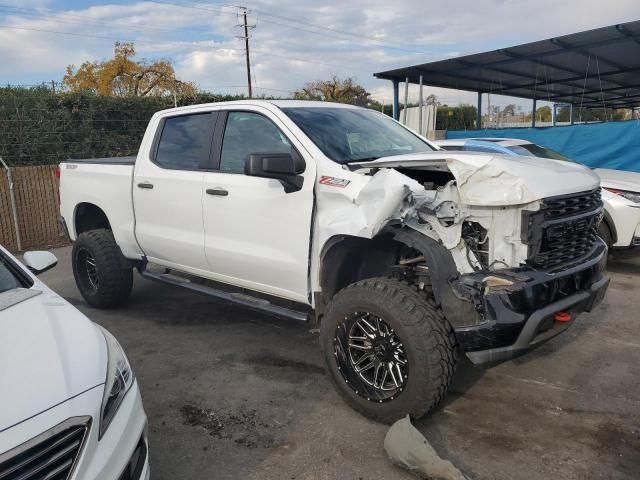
[446,120,640,172]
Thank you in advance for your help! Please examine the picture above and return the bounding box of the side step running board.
[139,270,309,322]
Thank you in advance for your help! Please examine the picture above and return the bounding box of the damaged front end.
[452,243,608,365]
[346,152,608,365]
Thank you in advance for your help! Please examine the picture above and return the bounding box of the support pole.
[392,80,400,120]
[239,7,253,98]
[418,75,423,135]
[532,98,537,127]
[402,77,409,124]
[0,156,21,251]
[570,104,575,125]
[476,92,482,129]
[552,103,557,126]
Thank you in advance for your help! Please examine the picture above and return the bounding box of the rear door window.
[155,113,214,170]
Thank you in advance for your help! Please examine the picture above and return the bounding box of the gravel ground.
[40,247,640,480]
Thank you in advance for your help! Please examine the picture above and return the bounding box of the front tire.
[320,277,457,424]
[72,229,133,308]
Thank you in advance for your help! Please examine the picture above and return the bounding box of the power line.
[148,0,435,55]
[0,23,356,70]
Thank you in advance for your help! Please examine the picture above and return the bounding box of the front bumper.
[453,240,609,365]
[0,382,148,480]
[73,381,149,480]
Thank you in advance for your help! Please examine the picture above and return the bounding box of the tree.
[424,94,439,106]
[294,76,370,106]
[502,103,516,117]
[436,104,477,130]
[63,42,196,98]
[535,105,552,122]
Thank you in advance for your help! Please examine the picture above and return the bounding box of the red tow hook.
[554,311,572,322]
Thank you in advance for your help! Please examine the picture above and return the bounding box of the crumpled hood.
[595,168,640,192]
[357,151,600,206]
[0,288,106,432]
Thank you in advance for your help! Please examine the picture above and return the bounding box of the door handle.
[206,188,229,196]
[137,182,154,189]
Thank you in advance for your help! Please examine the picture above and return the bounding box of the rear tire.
[72,229,133,308]
[320,277,457,424]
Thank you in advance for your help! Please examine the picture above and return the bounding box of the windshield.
[0,252,30,294]
[282,107,435,163]
[508,144,573,162]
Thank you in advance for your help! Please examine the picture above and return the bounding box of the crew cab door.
[202,107,315,303]
[133,111,217,270]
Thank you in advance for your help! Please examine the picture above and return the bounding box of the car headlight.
[96,325,134,439]
[604,187,640,204]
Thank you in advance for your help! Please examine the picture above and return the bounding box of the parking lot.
[40,246,640,480]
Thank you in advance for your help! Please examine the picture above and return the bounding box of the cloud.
[1,0,639,108]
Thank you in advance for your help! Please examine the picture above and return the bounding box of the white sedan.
[0,246,149,479]
[437,138,640,250]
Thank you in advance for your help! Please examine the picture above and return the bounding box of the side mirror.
[245,151,306,193]
[23,251,58,275]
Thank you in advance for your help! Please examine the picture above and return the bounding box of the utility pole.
[237,7,254,98]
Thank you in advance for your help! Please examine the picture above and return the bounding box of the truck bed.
[59,158,143,260]
[61,156,136,165]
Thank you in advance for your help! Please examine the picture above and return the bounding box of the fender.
[393,229,481,328]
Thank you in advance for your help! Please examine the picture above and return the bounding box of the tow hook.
[554,311,572,322]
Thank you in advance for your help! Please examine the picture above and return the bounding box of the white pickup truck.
[60,100,609,422]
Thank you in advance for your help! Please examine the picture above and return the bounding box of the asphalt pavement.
[40,247,640,480]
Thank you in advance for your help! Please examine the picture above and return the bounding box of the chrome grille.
[0,417,90,480]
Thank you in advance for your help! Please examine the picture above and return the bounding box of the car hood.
[356,151,600,206]
[0,288,106,432]
[594,168,640,192]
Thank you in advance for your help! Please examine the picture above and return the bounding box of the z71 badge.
[319,176,351,188]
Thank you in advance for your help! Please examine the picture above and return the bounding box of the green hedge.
[0,87,245,166]
[436,105,478,131]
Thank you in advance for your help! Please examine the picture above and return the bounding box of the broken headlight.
[97,325,134,439]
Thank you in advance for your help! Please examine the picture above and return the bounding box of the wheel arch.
[318,233,404,304]
[317,228,477,328]
[602,209,617,245]
[73,202,112,237]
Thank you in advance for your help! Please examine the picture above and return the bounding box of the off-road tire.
[72,229,133,308]
[320,277,457,424]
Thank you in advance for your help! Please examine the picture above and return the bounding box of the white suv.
[437,138,640,249]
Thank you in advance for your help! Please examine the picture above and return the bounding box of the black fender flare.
[393,229,480,328]
[602,209,617,245]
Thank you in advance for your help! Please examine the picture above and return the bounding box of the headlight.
[97,325,134,439]
[604,187,640,204]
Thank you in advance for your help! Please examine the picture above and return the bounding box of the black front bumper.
[453,240,609,365]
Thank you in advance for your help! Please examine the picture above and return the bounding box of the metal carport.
[374,20,640,127]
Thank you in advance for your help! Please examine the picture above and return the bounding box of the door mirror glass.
[22,251,58,275]
[245,152,305,193]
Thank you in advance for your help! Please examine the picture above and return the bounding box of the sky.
[1,0,640,112]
